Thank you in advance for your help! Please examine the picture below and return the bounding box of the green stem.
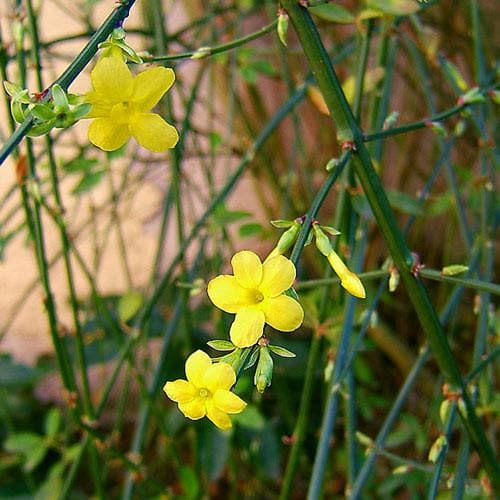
[281,0,499,491]
[146,19,278,62]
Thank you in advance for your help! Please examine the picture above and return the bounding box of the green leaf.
[386,190,423,215]
[270,219,294,228]
[44,408,61,438]
[4,433,47,472]
[118,291,144,323]
[207,340,236,352]
[231,404,265,430]
[198,422,229,480]
[366,0,421,16]
[179,466,200,500]
[268,345,296,358]
[63,156,99,173]
[71,169,105,195]
[239,222,263,238]
[213,205,251,224]
[310,4,356,23]
[30,104,55,121]
[441,264,469,276]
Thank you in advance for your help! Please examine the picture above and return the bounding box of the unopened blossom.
[327,250,366,299]
[85,56,178,152]
[164,350,246,430]
[207,251,304,348]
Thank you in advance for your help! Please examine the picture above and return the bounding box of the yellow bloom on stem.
[207,251,304,348]
[85,56,179,152]
[327,250,366,299]
[163,350,246,430]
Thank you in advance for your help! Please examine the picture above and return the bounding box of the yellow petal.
[163,379,196,403]
[90,56,133,104]
[260,255,296,297]
[178,397,206,420]
[230,308,265,348]
[205,399,232,430]
[84,91,112,118]
[203,362,236,393]
[129,112,179,152]
[213,389,247,414]
[88,117,130,151]
[207,275,254,313]
[185,350,211,388]
[341,272,366,299]
[132,66,175,111]
[261,295,304,331]
[231,251,263,289]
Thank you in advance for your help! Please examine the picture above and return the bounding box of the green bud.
[276,222,300,253]
[426,121,447,137]
[454,120,466,137]
[442,59,468,92]
[428,435,447,463]
[439,399,452,425]
[388,268,400,292]
[383,111,400,130]
[392,465,410,475]
[313,225,333,257]
[191,46,212,60]
[356,431,374,448]
[254,346,273,393]
[459,87,485,105]
[325,158,339,171]
[441,264,468,276]
[277,12,289,47]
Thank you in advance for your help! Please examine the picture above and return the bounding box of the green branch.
[280,0,499,493]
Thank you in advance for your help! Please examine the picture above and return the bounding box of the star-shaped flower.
[85,56,178,152]
[164,350,246,430]
[207,251,304,348]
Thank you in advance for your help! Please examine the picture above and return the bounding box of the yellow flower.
[207,251,304,348]
[85,56,179,152]
[163,350,246,430]
[327,250,366,299]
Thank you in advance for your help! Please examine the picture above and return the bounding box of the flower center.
[198,388,210,398]
[251,289,265,303]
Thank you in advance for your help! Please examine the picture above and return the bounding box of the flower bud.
[254,346,273,393]
[428,435,447,463]
[277,12,289,47]
[327,251,366,298]
[313,224,333,257]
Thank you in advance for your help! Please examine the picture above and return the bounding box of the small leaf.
[71,169,105,195]
[207,340,236,352]
[309,4,356,23]
[118,291,143,323]
[30,104,55,121]
[320,225,341,236]
[441,265,469,276]
[63,156,99,173]
[270,219,294,228]
[231,405,265,430]
[239,222,263,238]
[44,408,61,438]
[268,345,296,358]
[213,205,250,225]
[386,190,423,215]
[366,0,421,16]
[51,84,68,111]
